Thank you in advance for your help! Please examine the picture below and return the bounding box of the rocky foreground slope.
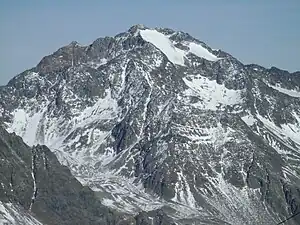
[0,126,177,225]
[1,24,300,224]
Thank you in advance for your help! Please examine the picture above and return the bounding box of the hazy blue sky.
[0,0,299,85]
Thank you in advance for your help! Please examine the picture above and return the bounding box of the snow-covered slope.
[0,202,42,225]
[1,24,300,225]
[140,29,220,66]
[182,74,243,110]
[140,29,186,66]
[188,42,220,61]
[269,84,300,98]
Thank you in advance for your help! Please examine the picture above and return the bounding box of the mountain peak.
[68,41,81,47]
[128,24,148,34]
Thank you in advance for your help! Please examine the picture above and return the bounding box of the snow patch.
[72,89,118,125]
[26,72,40,81]
[183,74,243,110]
[171,169,196,208]
[257,114,300,154]
[241,114,256,126]
[6,109,27,138]
[29,153,37,211]
[188,42,220,61]
[6,108,46,146]
[0,202,42,225]
[88,58,108,69]
[140,29,186,66]
[140,29,220,66]
[269,84,300,98]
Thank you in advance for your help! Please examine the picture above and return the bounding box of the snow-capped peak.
[128,24,147,36]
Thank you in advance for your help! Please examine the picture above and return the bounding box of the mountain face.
[0,127,122,225]
[0,24,300,224]
[0,126,176,225]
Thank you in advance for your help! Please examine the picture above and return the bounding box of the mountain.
[1,24,300,224]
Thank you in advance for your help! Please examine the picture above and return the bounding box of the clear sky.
[0,0,299,85]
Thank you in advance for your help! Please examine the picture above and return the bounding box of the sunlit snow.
[6,109,45,146]
[241,114,256,126]
[0,202,42,225]
[188,42,220,61]
[257,113,300,154]
[269,84,300,98]
[140,29,220,66]
[183,74,243,110]
[140,29,186,66]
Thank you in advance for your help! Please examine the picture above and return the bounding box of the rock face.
[0,126,123,224]
[1,24,300,224]
[0,127,176,225]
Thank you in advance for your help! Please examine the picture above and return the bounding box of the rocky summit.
[0,24,300,225]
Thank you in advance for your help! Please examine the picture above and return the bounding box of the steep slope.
[0,126,179,225]
[1,24,300,224]
[0,126,124,224]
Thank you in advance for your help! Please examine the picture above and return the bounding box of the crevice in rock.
[245,151,255,186]
[29,150,37,211]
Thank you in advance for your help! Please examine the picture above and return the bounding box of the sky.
[0,0,299,85]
